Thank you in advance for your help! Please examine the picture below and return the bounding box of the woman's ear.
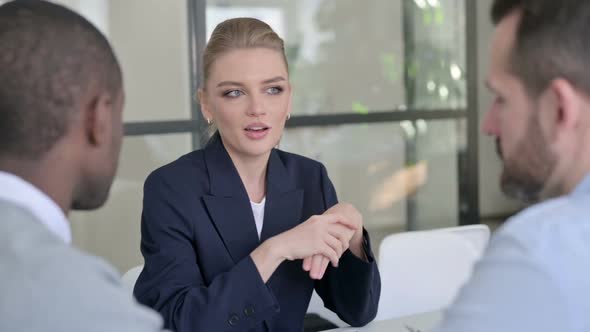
[286,85,293,119]
[198,88,212,122]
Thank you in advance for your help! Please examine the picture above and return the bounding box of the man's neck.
[541,153,590,201]
[0,157,74,215]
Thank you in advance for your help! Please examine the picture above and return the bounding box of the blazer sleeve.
[313,164,381,327]
[134,172,280,332]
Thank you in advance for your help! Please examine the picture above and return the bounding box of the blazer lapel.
[202,135,260,263]
[260,150,304,242]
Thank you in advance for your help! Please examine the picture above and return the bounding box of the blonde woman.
[135,18,380,332]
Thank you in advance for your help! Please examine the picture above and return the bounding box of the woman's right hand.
[303,203,363,279]
[251,213,357,282]
[273,213,358,267]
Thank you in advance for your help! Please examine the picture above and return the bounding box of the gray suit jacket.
[0,200,164,332]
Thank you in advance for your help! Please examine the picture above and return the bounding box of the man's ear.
[84,92,114,147]
[539,79,581,142]
[553,79,581,129]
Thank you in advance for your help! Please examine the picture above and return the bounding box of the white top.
[0,170,71,244]
[250,197,266,239]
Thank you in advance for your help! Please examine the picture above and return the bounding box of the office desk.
[323,311,442,332]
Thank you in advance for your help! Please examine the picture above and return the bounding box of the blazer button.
[228,314,240,326]
[244,305,255,316]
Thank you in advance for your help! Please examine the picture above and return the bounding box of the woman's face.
[200,47,291,160]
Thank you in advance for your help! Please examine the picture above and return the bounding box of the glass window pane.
[70,134,193,272]
[405,0,467,109]
[206,0,466,115]
[51,0,192,121]
[281,120,464,256]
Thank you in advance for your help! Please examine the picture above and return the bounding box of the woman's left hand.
[302,203,366,279]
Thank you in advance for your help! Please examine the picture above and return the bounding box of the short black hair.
[491,0,522,25]
[491,0,590,97]
[0,0,122,159]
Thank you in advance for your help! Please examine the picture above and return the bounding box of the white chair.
[121,265,143,293]
[433,224,491,254]
[375,225,490,321]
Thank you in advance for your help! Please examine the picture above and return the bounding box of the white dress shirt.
[0,170,71,244]
[250,197,266,239]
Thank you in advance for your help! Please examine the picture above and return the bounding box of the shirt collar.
[0,171,71,244]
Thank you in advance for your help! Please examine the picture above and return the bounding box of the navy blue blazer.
[134,134,380,332]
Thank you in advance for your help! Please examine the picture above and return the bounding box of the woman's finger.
[310,255,324,279]
[303,256,312,271]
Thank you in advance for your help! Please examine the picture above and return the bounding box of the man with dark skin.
[0,1,164,331]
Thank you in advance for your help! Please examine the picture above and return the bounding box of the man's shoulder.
[0,200,40,227]
[0,200,69,260]
[0,200,103,267]
[496,194,590,258]
[0,201,163,332]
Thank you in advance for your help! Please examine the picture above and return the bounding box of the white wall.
[53,0,194,273]
[53,0,191,122]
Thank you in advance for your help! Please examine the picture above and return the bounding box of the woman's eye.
[266,86,283,95]
[224,90,243,98]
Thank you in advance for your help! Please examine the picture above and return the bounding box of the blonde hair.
[201,17,288,86]
[200,18,288,142]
